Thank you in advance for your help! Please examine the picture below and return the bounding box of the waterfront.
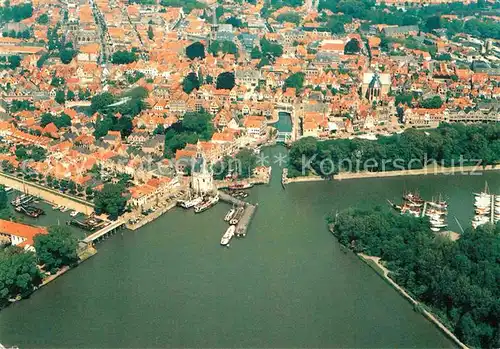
[1,146,499,347]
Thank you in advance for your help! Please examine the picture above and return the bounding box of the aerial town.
[0,0,499,347]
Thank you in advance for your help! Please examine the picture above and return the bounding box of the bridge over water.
[83,220,125,243]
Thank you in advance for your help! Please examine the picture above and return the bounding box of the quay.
[82,219,125,243]
[218,191,257,238]
[0,172,94,214]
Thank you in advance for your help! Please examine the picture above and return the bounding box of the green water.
[1,145,498,348]
[273,112,293,132]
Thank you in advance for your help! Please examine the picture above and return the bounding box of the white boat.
[430,227,441,232]
[60,206,69,212]
[178,196,203,209]
[224,208,235,222]
[220,225,235,246]
[70,211,79,217]
[4,186,12,192]
[52,204,61,210]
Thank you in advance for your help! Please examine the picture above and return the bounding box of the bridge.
[82,219,125,243]
[276,131,292,143]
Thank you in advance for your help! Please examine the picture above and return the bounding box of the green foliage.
[0,246,42,309]
[424,15,441,32]
[216,71,235,90]
[270,0,303,8]
[284,72,305,90]
[126,71,145,84]
[420,96,443,109]
[15,144,46,162]
[10,100,34,113]
[59,49,76,64]
[159,0,205,14]
[55,90,65,105]
[225,16,243,28]
[186,41,205,60]
[40,112,71,128]
[235,148,257,178]
[91,92,115,113]
[435,53,452,61]
[325,16,347,34]
[344,38,361,54]
[183,72,200,94]
[288,124,500,177]
[164,110,214,158]
[50,76,65,87]
[260,38,283,58]
[33,226,78,274]
[395,92,415,107]
[0,185,7,211]
[208,40,238,56]
[2,29,31,39]
[147,25,154,40]
[329,208,500,348]
[276,12,301,25]
[250,46,262,59]
[0,55,21,70]
[94,183,128,220]
[36,13,49,24]
[111,50,137,65]
[0,2,33,23]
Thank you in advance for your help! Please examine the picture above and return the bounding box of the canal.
[1,145,498,347]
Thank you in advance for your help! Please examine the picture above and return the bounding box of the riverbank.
[0,172,94,213]
[285,164,500,183]
[357,253,469,349]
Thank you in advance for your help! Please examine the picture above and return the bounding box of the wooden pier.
[218,191,257,238]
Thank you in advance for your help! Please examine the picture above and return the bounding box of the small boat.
[178,196,203,209]
[224,208,235,222]
[403,192,424,204]
[70,211,79,217]
[430,227,441,232]
[60,206,69,212]
[4,186,12,192]
[220,225,236,246]
[52,204,61,210]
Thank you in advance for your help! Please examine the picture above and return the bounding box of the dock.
[218,191,257,238]
[490,194,495,224]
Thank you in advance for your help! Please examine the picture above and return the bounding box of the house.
[243,115,267,137]
[0,219,48,252]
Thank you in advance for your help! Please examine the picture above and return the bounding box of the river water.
[1,145,499,348]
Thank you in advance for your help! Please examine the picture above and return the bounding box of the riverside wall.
[0,172,94,214]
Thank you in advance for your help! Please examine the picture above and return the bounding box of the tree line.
[328,208,499,348]
[288,123,500,177]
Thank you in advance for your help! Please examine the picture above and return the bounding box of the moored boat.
[228,183,253,191]
[220,225,236,246]
[178,196,203,209]
[224,208,235,222]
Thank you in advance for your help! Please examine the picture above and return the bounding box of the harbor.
[4,143,497,348]
[471,183,499,229]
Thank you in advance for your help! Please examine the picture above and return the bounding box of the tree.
[225,16,242,27]
[344,38,361,54]
[182,72,200,94]
[216,72,235,90]
[40,113,54,127]
[421,96,443,109]
[276,12,301,25]
[55,90,65,105]
[260,38,283,58]
[147,25,154,40]
[66,90,75,101]
[0,247,42,307]
[208,40,238,56]
[205,75,213,84]
[94,183,128,220]
[425,15,441,32]
[34,226,78,274]
[235,148,257,178]
[0,185,7,210]
[284,72,305,90]
[251,46,262,59]
[326,17,346,34]
[36,13,49,24]
[111,50,137,64]
[116,116,133,138]
[59,49,75,64]
[185,41,205,60]
[91,92,115,112]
